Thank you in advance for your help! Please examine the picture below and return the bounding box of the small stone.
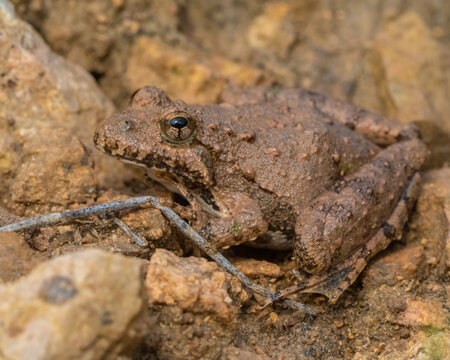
[222,346,272,360]
[265,147,280,157]
[146,249,238,321]
[234,258,282,278]
[400,298,446,329]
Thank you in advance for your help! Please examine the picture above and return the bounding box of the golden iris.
[160,113,196,144]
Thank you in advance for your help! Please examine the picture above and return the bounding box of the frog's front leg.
[198,191,269,248]
[292,138,427,301]
[174,182,268,249]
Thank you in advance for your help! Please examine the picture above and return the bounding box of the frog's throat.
[142,165,222,218]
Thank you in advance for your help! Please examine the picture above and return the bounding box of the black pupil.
[169,116,188,129]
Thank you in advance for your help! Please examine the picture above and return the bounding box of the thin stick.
[0,196,315,315]
[114,217,148,247]
[0,196,155,232]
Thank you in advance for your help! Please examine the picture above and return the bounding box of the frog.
[93,86,428,303]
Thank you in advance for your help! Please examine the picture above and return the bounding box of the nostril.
[122,119,134,132]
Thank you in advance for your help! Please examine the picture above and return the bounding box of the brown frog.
[94,86,427,302]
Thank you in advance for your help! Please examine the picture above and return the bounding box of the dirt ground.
[1,1,449,359]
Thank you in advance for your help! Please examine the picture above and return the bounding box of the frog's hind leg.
[279,171,422,304]
[301,88,419,145]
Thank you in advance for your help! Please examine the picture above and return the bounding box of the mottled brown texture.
[95,86,427,301]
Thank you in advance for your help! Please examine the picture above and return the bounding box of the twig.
[114,217,148,247]
[0,196,155,232]
[0,196,315,315]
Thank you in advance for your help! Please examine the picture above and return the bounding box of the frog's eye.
[160,114,196,144]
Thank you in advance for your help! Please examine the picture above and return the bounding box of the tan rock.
[0,249,144,360]
[234,258,282,278]
[9,127,97,214]
[126,36,263,105]
[222,346,272,360]
[399,298,447,329]
[382,330,450,360]
[406,169,450,274]
[354,12,450,166]
[0,0,121,202]
[0,0,113,147]
[246,2,296,58]
[146,248,238,321]
[145,249,240,359]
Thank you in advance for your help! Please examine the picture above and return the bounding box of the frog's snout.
[93,117,121,155]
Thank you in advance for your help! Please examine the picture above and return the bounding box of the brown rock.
[0,0,124,201]
[146,248,238,321]
[0,1,113,147]
[406,169,450,274]
[234,258,282,278]
[0,249,144,360]
[246,2,296,58]
[362,244,424,288]
[145,249,240,359]
[96,190,177,254]
[9,127,97,214]
[0,232,44,283]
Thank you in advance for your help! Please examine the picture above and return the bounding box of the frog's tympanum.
[94,86,427,302]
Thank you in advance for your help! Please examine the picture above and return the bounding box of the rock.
[0,232,44,283]
[354,12,450,167]
[145,249,241,359]
[406,169,450,273]
[234,258,282,278]
[126,36,264,105]
[0,0,113,148]
[221,346,272,360]
[399,298,447,329]
[0,0,121,206]
[9,127,97,214]
[362,245,424,288]
[382,330,450,360]
[0,249,144,360]
[146,248,239,321]
[246,2,296,58]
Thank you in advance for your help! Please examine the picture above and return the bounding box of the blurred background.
[11,0,450,167]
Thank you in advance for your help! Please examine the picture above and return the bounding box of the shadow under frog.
[94,86,428,303]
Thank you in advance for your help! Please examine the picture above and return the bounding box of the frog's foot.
[278,172,422,303]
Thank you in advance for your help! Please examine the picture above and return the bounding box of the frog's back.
[196,88,380,218]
